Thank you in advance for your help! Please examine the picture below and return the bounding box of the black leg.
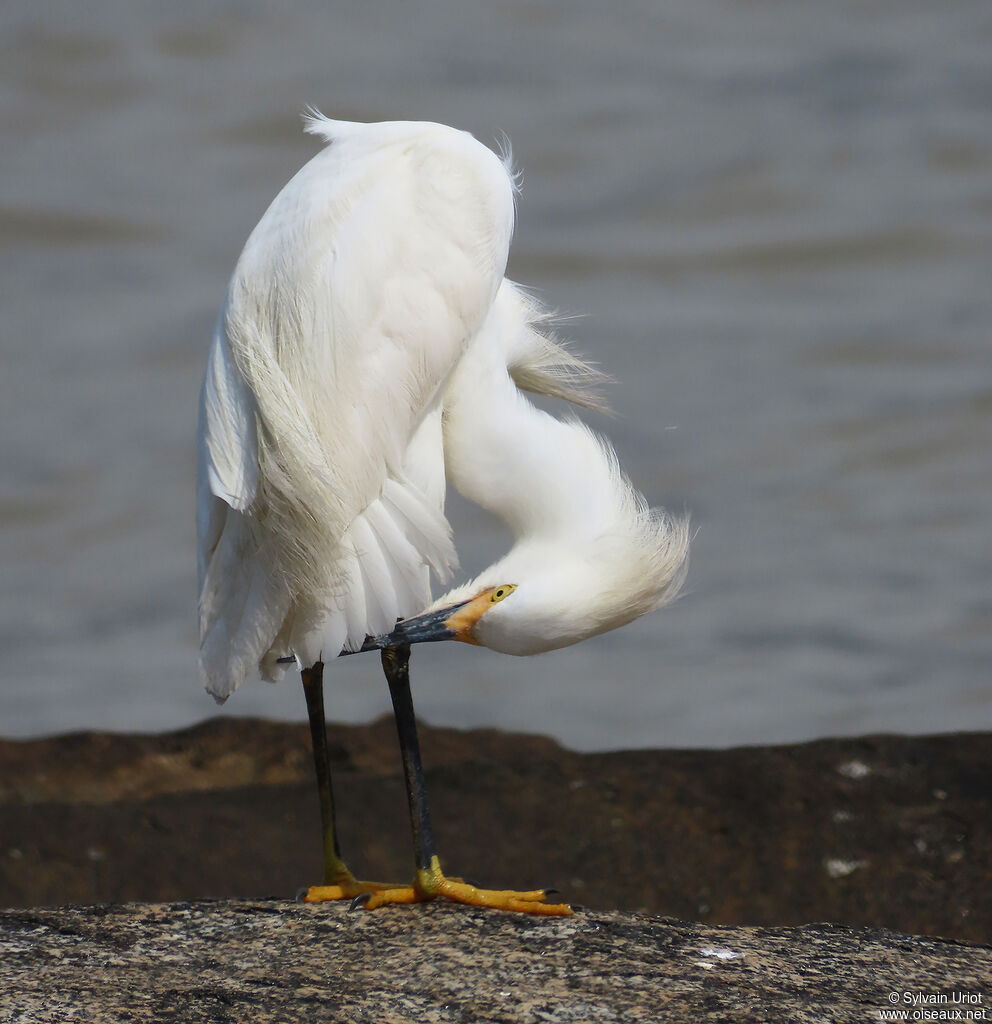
[301,661,354,885]
[381,644,438,872]
[369,643,572,915]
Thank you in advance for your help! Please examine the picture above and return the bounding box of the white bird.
[197,115,689,916]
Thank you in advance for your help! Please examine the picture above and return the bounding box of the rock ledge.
[2,900,990,1023]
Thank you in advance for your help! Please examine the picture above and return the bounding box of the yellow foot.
[360,857,573,916]
[304,878,402,903]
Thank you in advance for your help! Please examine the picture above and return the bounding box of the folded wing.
[197,118,515,698]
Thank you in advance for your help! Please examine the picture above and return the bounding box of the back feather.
[500,283,611,414]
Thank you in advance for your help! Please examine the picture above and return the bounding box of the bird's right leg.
[300,662,396,902]
[361,645,573,916]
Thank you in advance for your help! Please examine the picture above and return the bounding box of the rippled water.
[2,1,990,749]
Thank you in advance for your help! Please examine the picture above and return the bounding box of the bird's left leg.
[300,662,398,903]
[359,644,573,916]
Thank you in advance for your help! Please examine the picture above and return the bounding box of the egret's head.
[373,505,689,657]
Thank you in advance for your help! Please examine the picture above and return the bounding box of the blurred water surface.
[2,1,990,749]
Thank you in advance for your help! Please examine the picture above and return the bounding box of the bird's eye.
[490,584,516,604]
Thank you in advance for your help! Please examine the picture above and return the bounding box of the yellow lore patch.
[444,584,517,643]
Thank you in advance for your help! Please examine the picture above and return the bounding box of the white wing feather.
[197,313,291,701]
[199,305,259,513]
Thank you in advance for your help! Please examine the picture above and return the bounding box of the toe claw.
[349,892,372,912]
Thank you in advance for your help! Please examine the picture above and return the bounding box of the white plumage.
[197,115,688,702]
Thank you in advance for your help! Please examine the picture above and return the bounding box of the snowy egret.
[197,115,689,916]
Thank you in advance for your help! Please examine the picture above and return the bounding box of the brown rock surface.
[2,899,990,1024]
[1,719,989,943]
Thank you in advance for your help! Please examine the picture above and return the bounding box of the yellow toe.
[435,877,573,916]
[349,858,572,916]
[362,885,425,909]
[304,879,402,903]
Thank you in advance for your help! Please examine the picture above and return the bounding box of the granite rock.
[2,899,990,1023]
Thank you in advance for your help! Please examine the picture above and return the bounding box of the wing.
[198,117,514,696]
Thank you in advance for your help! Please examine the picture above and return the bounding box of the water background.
[2,1,990,750]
